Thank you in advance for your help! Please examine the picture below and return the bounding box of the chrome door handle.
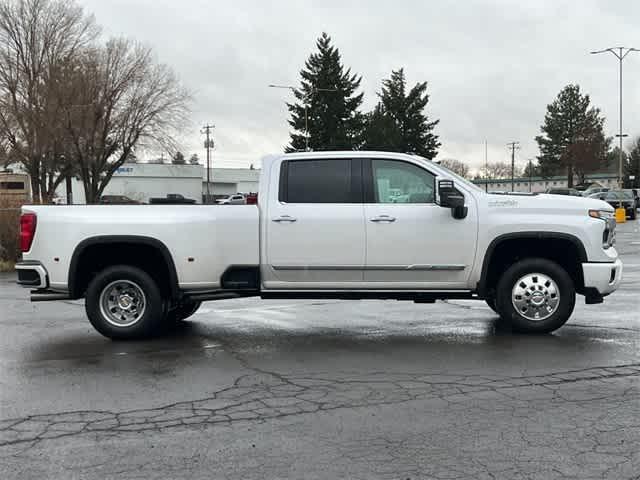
[272,215,297,223]
[370,215,396,223]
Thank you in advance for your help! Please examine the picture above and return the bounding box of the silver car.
[216,194,246,205]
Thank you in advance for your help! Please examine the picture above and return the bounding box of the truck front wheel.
[495,258,575,334]
[85,265,166,340]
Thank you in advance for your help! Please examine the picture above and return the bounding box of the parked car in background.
[589,190,636,220]
[99,195,141,205]
[149,193,196,205]
[544,187,581,196]
[627,189,639,210]
[574,182,602,192]
[582,187,609,197]
[216,194,246,205]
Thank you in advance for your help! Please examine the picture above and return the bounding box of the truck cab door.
[262,158,365,289]
[362,158,478,289]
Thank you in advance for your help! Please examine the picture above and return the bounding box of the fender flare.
[68,235,180,299]
[476,232,588,297]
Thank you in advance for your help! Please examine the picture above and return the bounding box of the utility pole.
[591,47,638,188]
[507,141,520,192]
[528,158,534,192]
[484,140,488,192]
[201,124,215,203]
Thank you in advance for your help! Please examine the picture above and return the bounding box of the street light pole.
[269,84,337,152]
[591,47,638,188]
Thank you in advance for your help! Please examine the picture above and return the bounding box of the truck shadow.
[25,314,636,369]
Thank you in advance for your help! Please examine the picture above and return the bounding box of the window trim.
[278,158,362,204]
[363,158,437,205]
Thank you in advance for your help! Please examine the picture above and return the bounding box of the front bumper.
[15,261,49,289]
[582,259,623,297]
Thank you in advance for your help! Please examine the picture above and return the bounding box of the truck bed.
[21,205,259,291]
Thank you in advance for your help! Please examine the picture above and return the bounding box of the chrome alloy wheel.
[511,273,560,321]
[99,280,147,327]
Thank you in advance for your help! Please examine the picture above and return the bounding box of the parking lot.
[0,220,638,479]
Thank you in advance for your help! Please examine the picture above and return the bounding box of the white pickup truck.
[16,151,622,339]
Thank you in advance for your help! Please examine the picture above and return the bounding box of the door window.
[280,159,357,203]
[371,160,435,203]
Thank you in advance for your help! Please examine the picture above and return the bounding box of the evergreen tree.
[172,151,186,164]
[625,138,640,188]
[535,84,610,187]
[363,68,440,159]
[286,33,364,152]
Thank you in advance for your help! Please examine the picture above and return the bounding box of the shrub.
[0,198,21,265]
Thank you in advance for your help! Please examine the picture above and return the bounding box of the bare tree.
[480,161,522,180]
[438,158,470,178]
[60,39,191,202]
[0,0,98,202]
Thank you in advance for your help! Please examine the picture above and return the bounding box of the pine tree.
[626,138,640,188]
[286,33,364,152]
[363,68,440,159]
[535,84,610,187]
[172,151,186,164]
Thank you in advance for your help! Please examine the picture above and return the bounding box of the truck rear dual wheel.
[85,265,165,340]
[495,258,575,334]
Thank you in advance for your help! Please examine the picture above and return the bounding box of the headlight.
[589,210,616,248]
[588,209,614,220]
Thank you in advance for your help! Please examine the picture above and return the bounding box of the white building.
[52,163,261,204]
[60,163,205,204]
[202,167,260,197]
[472,172,618,193]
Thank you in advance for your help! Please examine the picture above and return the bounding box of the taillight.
[20,212,37,252]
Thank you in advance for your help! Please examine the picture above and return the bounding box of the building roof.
[472,172,618,184]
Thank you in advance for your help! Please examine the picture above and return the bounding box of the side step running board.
[182,291,259,302]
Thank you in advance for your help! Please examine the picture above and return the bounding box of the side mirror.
[438,179,467,219]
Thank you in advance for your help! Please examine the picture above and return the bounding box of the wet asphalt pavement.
[1,221,639,479]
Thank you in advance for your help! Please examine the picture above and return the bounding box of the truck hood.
[484,193,614,214]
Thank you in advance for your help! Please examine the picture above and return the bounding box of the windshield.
[607,191,633,200]
[416,157,483,193]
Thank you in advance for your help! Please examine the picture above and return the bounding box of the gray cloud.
[80,0,640,170]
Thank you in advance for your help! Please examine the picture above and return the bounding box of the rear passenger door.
[263,158,365,289]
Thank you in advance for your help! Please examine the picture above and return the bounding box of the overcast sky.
[79,0,640,171]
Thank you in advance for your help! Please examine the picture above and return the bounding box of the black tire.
[495,258,575,334]
[169,301,202,323]
[485,298,498,313]
[85,265,166,340]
